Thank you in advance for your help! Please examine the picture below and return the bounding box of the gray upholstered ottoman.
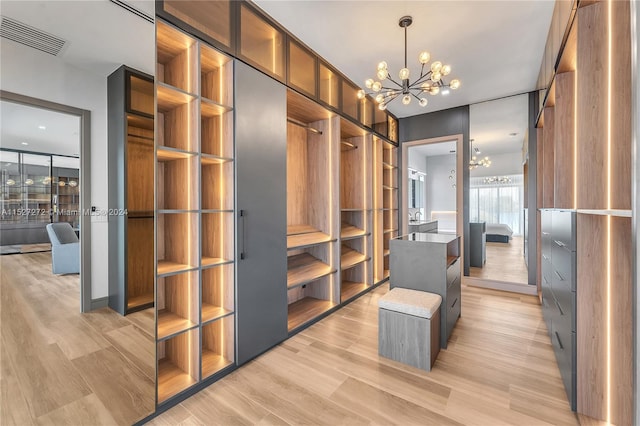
[378,288,442,371]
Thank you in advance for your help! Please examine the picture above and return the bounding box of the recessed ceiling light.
[509,132,517,136]
[21,142,29,146]
[38,125,46,130]
[441,89,450,96]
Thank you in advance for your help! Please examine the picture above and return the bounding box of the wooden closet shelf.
[341,224,367,240]
[287,253,335,289]
[157,310,197,340]
[201,98,232,118]
[127,293,154,310]
[287,224,318,235]
[157,83,196,111]
[382,185,397,190]
[341,208,366,212]
[382,162,397,170]
[127,113,154,129]
[127,211,154,219]
[341,281,368,301]
[287,297,335,332]
[158,359,196,403]
[287,231,334,250]
[201,304,233,325]
[341,246,369,270]
[157,261,195,276]
[383,228,397,234]
[447,256,459,267]
[383,249,390,256]
[201,155,233,165]
[157,147,196,161]
[201,257,233,268]
[202,351,233,379]
[383,270,390,279]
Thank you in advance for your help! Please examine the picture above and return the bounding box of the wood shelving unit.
[381,140,398,279]
[286,90,339,332]
[156,20,235,404]
[340,245,368,270]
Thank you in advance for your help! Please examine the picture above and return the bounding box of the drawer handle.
[543,275,549,285]
[542,254,550,261]
[448,276,459,288]
[542,231,550,235]
[554,240,566,248]
[451,298,458,309]
[555,298,564,316]
[555,331,564,350]
[554,270,565,281]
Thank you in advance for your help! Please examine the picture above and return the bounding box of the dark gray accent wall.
[399,106,471,275]
[527,92,540,286]
[234,61,288,365]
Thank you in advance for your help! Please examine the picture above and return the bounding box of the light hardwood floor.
[151,280,578,426]
[1,252,156,425]
[469,236,529,284]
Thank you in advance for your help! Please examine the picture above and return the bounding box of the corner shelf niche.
[202,315,234,379]
[157,328,199,403]
[157,271,198,340]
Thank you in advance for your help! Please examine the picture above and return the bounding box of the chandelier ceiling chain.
[357,16,461,110]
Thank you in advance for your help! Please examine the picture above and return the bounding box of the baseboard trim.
[463,277,538,296]
[90,296,109,310]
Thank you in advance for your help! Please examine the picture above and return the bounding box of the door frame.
[1,90,92,312]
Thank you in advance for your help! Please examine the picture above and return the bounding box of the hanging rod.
[340,140,358,151]
[287,118,323,135]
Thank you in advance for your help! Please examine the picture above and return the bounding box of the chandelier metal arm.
[385,75,403,88]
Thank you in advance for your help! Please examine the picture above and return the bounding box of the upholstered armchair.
[45,223,80,274]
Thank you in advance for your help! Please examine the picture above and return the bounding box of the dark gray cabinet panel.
[540,209,576,410]
[235,62,288,365]
[469,222,486,267]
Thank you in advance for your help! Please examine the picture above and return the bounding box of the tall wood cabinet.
[108,66,155,315]
[535,1,633,423]
[155,20,236,404]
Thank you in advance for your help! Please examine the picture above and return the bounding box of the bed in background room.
[485,223,513,243]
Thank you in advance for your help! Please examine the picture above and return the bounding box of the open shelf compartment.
[201,161,233,210]
[157,270,198,340]
[341,262,369,302]
[157,153,198,211]
[341,240,369,270]
[287,250,335,289]
[201,212,234,267]
[287,275,336,332]
[341,210,368,241]
[157,20,198,94]
[157,212,199,276]
[202,263,234,323]
[201,315,234,379]
[157,86,198,153]
[200,43,234,107]
[158,328,199,403]
[127,217,154,311]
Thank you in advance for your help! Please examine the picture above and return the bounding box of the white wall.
[1,40,110,299]
[425,154,457,219]
[470,151,523,178]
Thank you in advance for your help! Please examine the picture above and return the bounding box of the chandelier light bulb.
[377,68,388,80]
[441,64,452,76]
[6,179,15,186]
[357,89,366,100]
[430,61,442,73]
[429,86,440,95]
[378,102,387,111]
[419,98,428,107]
[420,82,432,90]
[377,61,388,71]
[418,51,431,64]
[25,179,34,185]
[431,72,442,82]
[450,79,461,90]
[375,94,384,103]
[365,78,374,89]
[399,67,410,80]
[402,95,411,105]
[372,81,382,92]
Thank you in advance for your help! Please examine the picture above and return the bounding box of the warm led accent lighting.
[606,0,612,422]
[574,68,578,210]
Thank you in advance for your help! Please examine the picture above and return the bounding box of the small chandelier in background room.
[484,176,512,184]
[357,16,461,110]
[469,139,491,169]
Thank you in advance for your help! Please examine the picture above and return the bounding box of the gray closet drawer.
[551,285,576,333]
[447,259,460,287]
[552,210,576,251]
[551,245,576,291]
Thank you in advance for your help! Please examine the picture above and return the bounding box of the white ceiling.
[409,140,457,158]
[0,0,155,77]
[469,93,528,156]
[254,0,554,118]
[1,100,81,156]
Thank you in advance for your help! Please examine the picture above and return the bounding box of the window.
[408,168,425,219]
[469,175,523,235]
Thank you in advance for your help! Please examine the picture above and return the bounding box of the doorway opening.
[1,91,91,311]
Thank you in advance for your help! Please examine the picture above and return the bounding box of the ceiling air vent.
[0,16,67,56]
[110,0,154,24]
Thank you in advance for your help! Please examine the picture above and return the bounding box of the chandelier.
[484,176,512,184]
[469,139,491,169]
[357,16,460,110]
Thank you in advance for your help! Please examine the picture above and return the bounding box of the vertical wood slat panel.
[554,72,575,209]
[542,107,555,208]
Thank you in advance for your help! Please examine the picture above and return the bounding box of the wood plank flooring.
[469,236,529,284]
[0,252,155,425]
[151,280,579,426]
